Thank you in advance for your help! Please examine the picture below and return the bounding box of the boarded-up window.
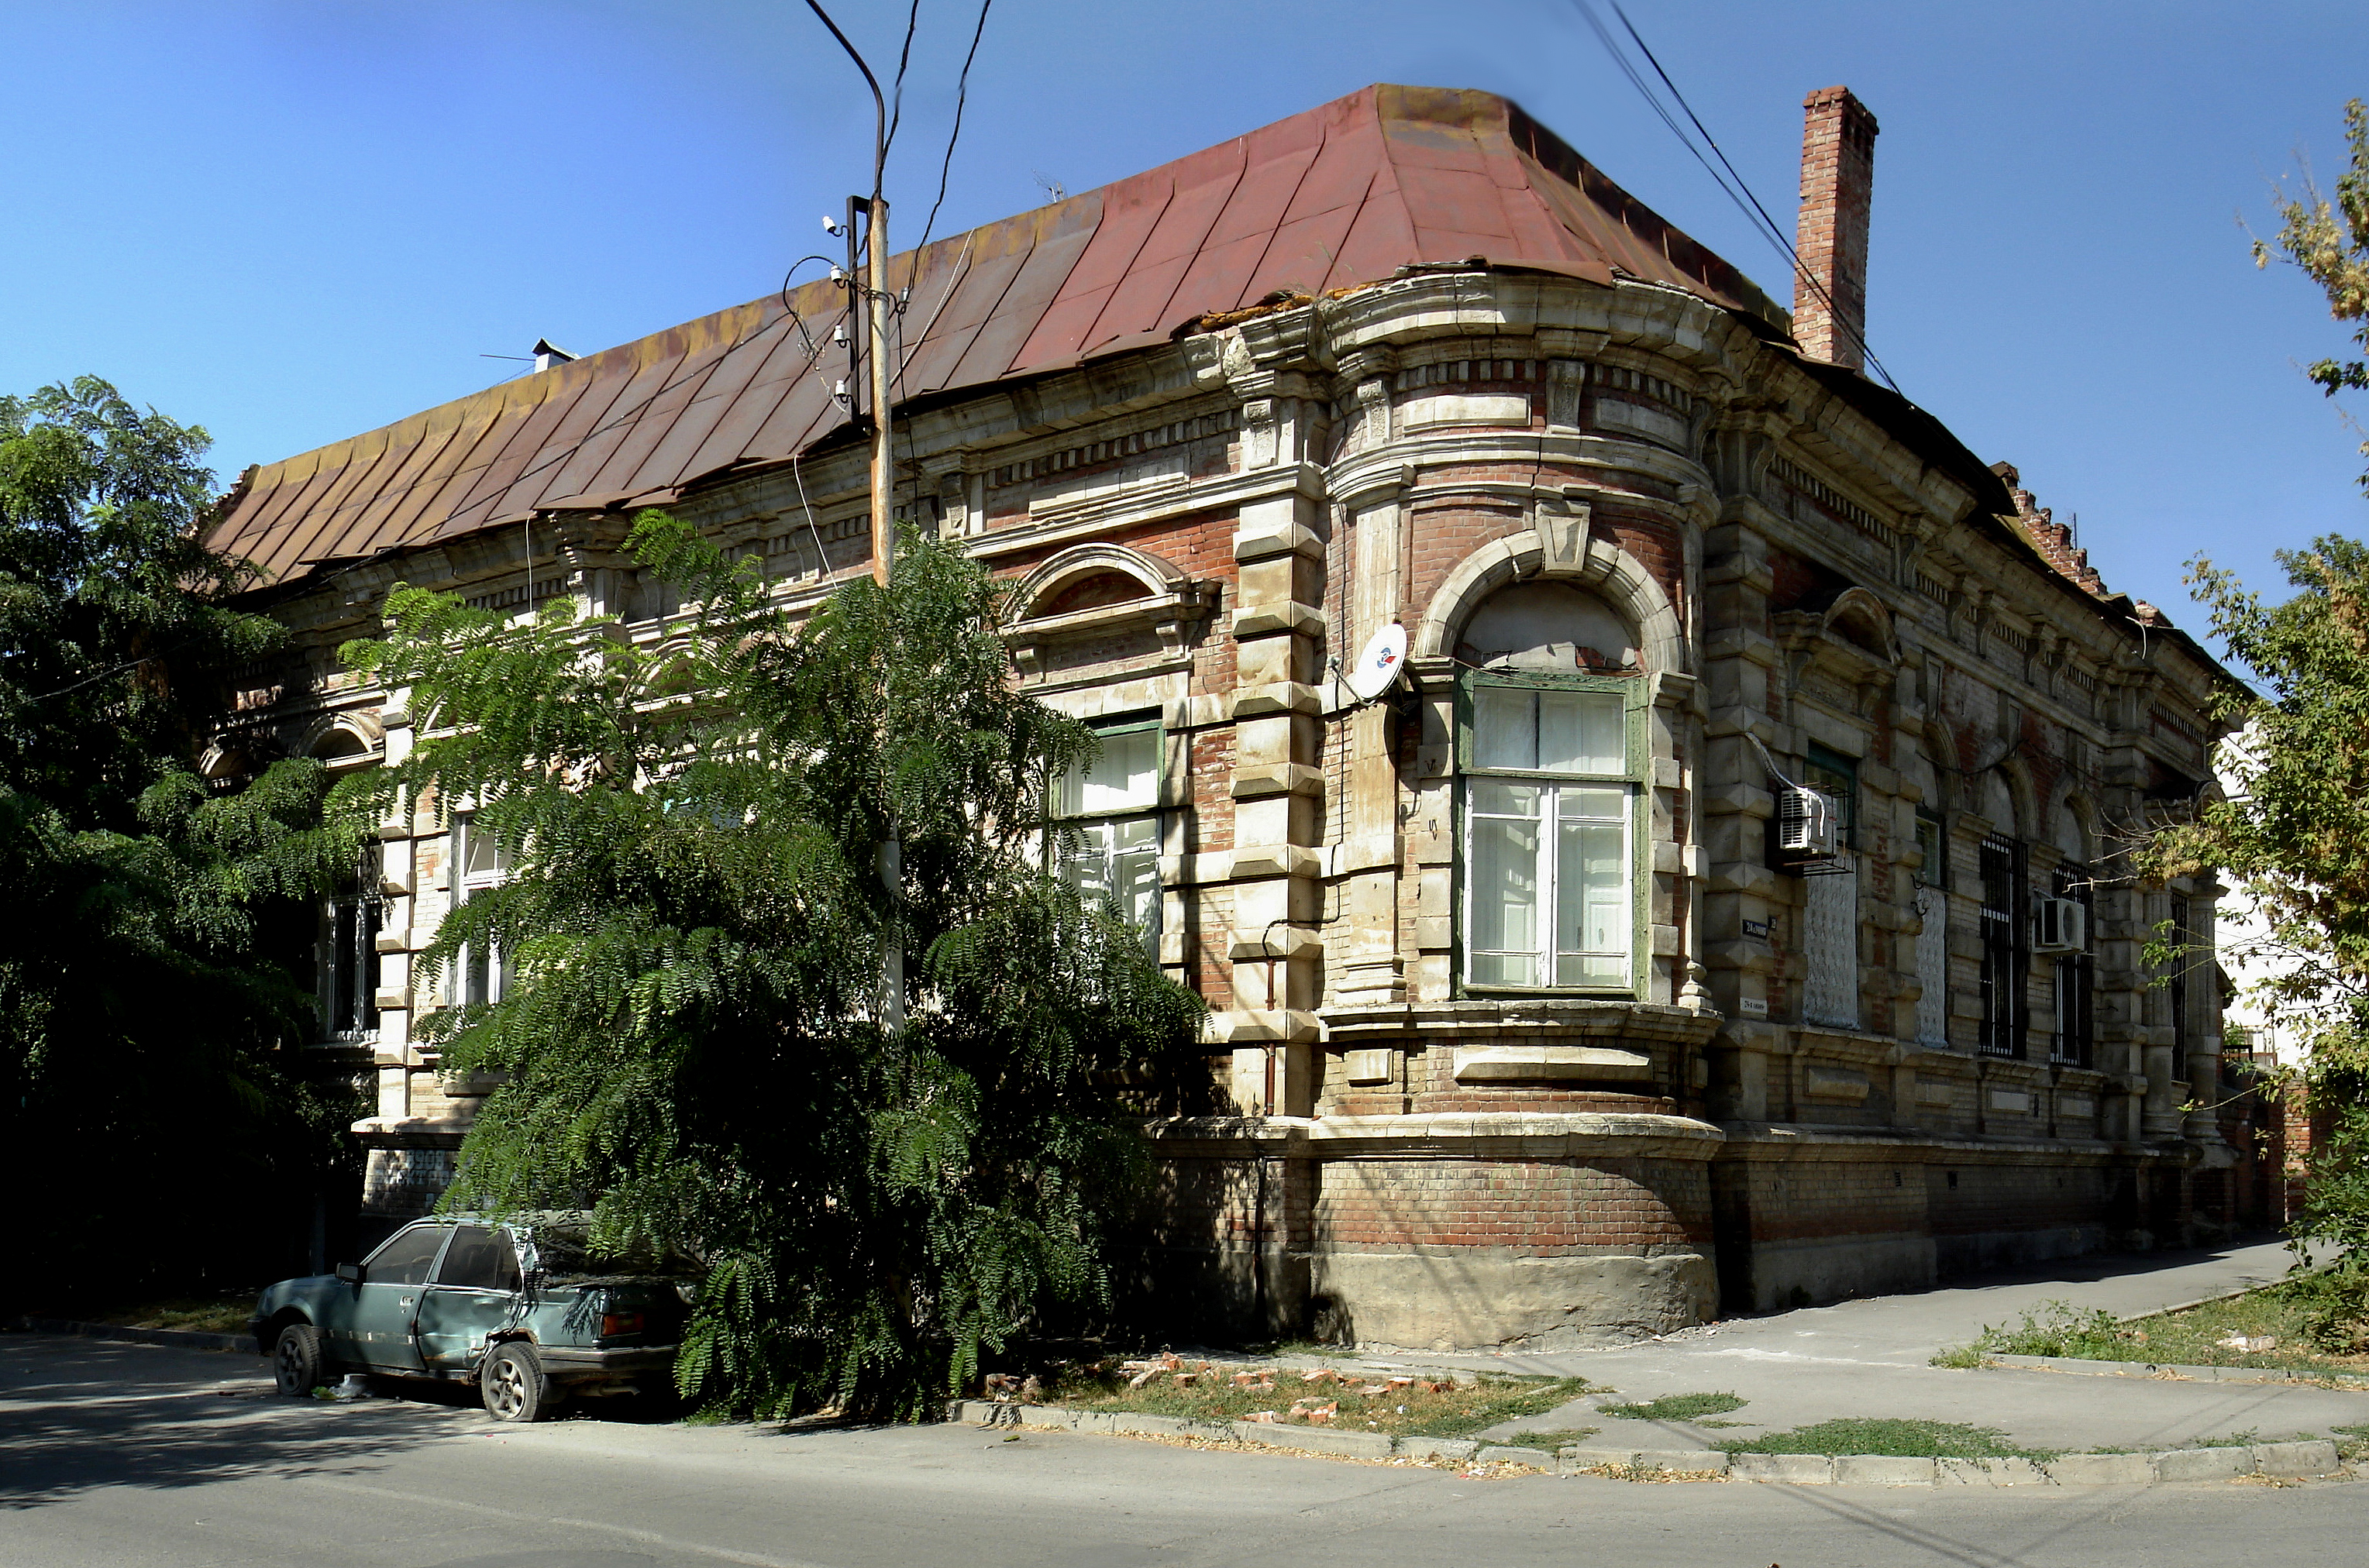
[1914,812,1949,1047]
[1802,859,1859,1029]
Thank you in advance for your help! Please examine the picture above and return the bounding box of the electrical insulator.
[828,266,846,285]
[833,379,850,404]
[832,323,849,346]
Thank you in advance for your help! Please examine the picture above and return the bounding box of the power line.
[1606,2,1896,391]
[911,0,993,261]
[881,0,921,160]
[1570,0,1899,393]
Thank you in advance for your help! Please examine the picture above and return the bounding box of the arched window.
[1456,583,1648,994]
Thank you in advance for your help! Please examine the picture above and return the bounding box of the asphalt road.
[2,1333,2361,1568]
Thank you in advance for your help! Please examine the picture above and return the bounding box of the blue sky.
[8,1,2366,634]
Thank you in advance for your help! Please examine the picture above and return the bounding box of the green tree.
[2255,98,2369,491]
[2148,101,2369,1339]
[0,378,364,1302]
[339,516,1207,1418]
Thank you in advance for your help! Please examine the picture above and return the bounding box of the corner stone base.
[1312,1249,1716,1350]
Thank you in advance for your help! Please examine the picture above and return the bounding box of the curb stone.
[9,1317,254,1354]
[1564,1447,1730,1475]
[1985,1353,2369,1390]
[1835,1456,1938,1487]
[947,1401,2352,1488]
[1396,1437,1480,1464]
[2047,1453,2154,1486]
[2154,1447,2252,1482]
[1727,1453,1833,1484]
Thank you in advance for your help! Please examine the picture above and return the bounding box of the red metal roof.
[206,84,1786,586]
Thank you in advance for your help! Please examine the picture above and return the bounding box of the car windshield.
[529,1226,697,1279]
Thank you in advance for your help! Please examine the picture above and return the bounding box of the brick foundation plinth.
[1136,1112,1721,1349]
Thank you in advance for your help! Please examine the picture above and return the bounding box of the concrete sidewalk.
[1295,1240,2369,1453]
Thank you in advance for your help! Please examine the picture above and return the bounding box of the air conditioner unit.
[1775,786,1838,857]
[2033,896,2086,954]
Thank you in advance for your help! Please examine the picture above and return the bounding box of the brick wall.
[1314,1156,1711,1252]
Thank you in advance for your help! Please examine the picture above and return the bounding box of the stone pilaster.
[1222,494,1327,1114]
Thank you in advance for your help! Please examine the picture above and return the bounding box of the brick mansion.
[203,84,2250,1347]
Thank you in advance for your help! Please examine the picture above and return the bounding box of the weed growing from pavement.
[1491,1427,1600,1453]
[1597,1391,1747,1421]
[1933,1286,2369,1375]
[2085,1429,2321,1454]
[1042,1360,1592,1440]
[1718,1418,2055,1461]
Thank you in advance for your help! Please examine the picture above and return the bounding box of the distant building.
[205,83,2243,1344]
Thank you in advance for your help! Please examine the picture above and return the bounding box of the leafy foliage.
[2139,105,2369,1342]
[0,379,364,1303]
[338,517,1207,1418]
[2254,98,2369,491]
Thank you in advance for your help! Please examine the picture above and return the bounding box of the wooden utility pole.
[803,0,904,1031]
[866,194,894,587]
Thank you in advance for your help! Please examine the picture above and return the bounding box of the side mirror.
[336,1263,363,1284]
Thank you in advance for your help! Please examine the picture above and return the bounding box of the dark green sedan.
[250,1216,694,1422]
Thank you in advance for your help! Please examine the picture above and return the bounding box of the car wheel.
[480,1342,552,1422]
[272,1322,327,1397]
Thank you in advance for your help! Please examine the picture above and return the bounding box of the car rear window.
[531,1227,695,1278]
[433,1226,522,1292]
[366,1225,447,1286]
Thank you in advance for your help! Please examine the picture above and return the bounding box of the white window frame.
[452,814,515,1007]
[1053,715,1164,957]
[318,885,380,1045]
[1458,672,1647,995]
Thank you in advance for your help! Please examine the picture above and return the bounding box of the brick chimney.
[1793,86,1878,372]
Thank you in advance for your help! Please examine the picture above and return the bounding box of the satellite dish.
[1345,621,1408,703]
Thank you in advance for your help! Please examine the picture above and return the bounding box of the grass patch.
[1720,1418,2052,1461]
[1598,1391,1746,1422]
[1042,1360,1591,1441]
[2088,1429,2317,1455]
[1493,1427,1600,1453]
[1936,1286,2369,1377]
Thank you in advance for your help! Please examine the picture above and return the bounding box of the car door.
[415,1225,523,1370]
[345,1222,448,1371]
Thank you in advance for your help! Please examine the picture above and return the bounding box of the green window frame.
[1053,713,1164,957]
[1456,670,1651,996]
[1805,743,1860,851]
[1913,808,1947,889]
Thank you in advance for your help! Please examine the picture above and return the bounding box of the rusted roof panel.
[209,84,1789,587]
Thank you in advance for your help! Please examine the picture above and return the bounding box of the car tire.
[480,1341,553,1422]
[272,1322,328,1397]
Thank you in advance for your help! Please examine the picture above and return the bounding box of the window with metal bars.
[2050,865,2095,1067]
[1978,837,2026,1058]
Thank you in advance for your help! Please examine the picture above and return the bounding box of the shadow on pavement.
[1927,1233,2292,1296]
[0,1334,677,1511]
